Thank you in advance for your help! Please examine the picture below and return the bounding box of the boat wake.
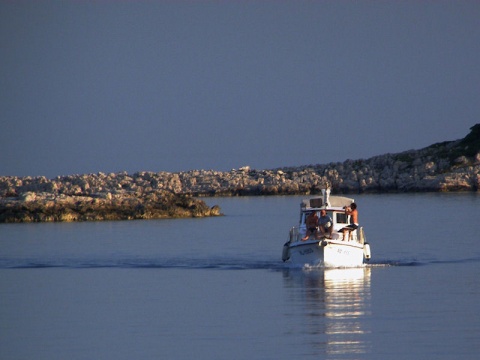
[1,256,479,271]
[287,256,480,270]
[0,256,286,271]
[366,256,480,267]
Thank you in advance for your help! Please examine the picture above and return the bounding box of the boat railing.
[358,227,366,245]
[339,227,364,244]
[289,226,301,243]
[289,226,366,244]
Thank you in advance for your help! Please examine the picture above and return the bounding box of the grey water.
[0,193,479,360]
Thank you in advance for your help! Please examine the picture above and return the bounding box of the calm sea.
[1,193,479,360]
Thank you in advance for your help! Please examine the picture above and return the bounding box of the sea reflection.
[283,267,372,358]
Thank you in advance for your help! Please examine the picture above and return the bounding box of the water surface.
[1,193,479,359]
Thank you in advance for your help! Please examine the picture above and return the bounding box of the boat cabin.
[296,194,358,241]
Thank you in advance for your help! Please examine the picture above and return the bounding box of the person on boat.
[318,209,333,239]
[302,211,319,240]
[342,203,359,241]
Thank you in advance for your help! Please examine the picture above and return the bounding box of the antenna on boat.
[321,188,331,207]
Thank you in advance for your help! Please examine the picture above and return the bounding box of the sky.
[1,1,479,178]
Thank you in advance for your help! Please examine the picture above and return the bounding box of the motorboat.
[282,189,371,267]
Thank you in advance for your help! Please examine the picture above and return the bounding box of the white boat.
[282,189,371,267]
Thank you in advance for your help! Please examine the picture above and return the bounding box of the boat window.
[336,212,348,224]
[310,198,323,208]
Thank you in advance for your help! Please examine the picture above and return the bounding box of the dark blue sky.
[1,1,479,177]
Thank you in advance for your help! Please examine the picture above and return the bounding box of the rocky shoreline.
[1,125,479,223]
[0,188,222,223]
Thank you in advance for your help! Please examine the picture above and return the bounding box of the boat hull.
[287,239,366,267]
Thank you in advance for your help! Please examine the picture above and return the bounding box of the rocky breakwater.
[1,125,478,223]
[147,124,479,195]
[0,173,221,223]
[268,125,480,194]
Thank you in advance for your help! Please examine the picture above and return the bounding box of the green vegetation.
[417,124,480,164]
[459,124,480,157]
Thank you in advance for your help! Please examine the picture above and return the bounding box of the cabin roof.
[301,195,354,210]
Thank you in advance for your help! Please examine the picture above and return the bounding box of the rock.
[210,205,222,216]
[0,125,479,222]
[474,174,480,190]
[0,187,222,223]
[19,192,36,202]
[454,156,468,165]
